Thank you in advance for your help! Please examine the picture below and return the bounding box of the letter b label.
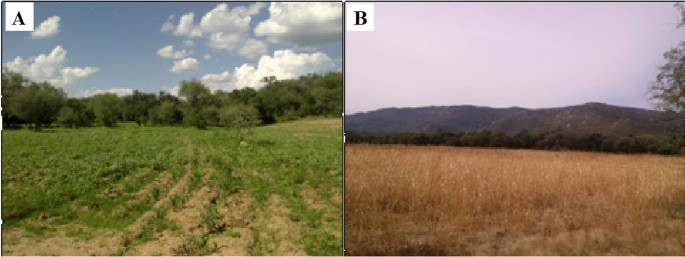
[347,4,374,31]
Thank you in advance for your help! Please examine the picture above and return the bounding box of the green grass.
[2,118,342,255]
[197,119,343,255]
[2,126,193,229]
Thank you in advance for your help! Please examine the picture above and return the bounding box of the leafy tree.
[59,98,95,128]
[179,80,211,129]
[220,104,261,137]
[489,131,511,147]
[203,105,220,126]
[10,82,66,131]
[303,72,343,116]
[1,68,30,128]
[513,129,533,148]
[122,90,157,126]
[90,93,122,127]
[614,136,638,153]
[150,100,182,125]
[650,3,685,113]
[228,87,258,105]
[58,106,79,128]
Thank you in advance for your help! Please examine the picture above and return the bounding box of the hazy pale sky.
[345,2,683,114]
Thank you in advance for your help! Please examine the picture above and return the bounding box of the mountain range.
[345,102,685,135]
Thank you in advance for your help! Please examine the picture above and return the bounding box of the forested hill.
[345,103,684,135]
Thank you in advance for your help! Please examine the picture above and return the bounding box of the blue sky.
[2,2,342,97]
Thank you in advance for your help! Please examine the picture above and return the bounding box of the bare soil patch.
[250,194,307,255]
[301,183,342,238]
[209,189,256,256]
[2,226,123,256]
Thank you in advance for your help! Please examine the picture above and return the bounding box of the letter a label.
[5,2,34,31]
[347,3,374,32]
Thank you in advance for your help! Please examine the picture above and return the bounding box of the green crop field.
[2,118,342,256]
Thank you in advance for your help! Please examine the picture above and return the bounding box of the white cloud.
[245,49,336,87]
[201,49,335,91]
[161,15,175,32]
[184,39,194,47]
[80,88,134,97]
[161,85,181,97]
[208,32,243,51]
[255,3,342,47]
[174,12,202,37]
[238,38,268,59]
[170,58,199,73]
[232,64,258,89]
[2,46,98,87]
[61,67,99,86]
[199,3,262,33]
[165,3,268,59]
[201,71,232,91]
[157,45,190,59]
[4,57,29,74]
[170,85,181,97]
[32,16,60,39]
[203,54,212,60]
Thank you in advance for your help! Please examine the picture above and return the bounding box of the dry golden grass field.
[345,144,685,255]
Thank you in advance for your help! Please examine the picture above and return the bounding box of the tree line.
[346,129,685,155]
[1,69,342,131]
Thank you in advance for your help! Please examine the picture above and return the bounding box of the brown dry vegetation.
[345,144,685,255]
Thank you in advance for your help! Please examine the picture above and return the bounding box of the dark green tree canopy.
[179,80,212,129]
[90,93,123,127]
[1,69,341,130]
[2,69,30,127]
[9,82,66,131]
[59,98,95,128]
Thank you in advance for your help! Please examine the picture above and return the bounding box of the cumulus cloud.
[80,88,134,97]
[255,3,342,47]
[173,12,202,37]
[184,39,194,47]
[237,49,336,88]
[170,57,199,73]
[201,71,232,91]
[238,38,268,59]
[161,15,175,32]
[199,3,262,33]
[203,54,212,60]
[32,16,60,39]
[164,3,268,59]
[200,49,335,91]
[157,45,190,59]
[169,85,181,97]
[160,85,181,97]
[208,32,244,51]
[2,46,98,87]
[61,67,99,86]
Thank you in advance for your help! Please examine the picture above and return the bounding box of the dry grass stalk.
[345,144,685,255]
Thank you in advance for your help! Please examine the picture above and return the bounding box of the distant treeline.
[346,129,685,155]
[2,69,342,131]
